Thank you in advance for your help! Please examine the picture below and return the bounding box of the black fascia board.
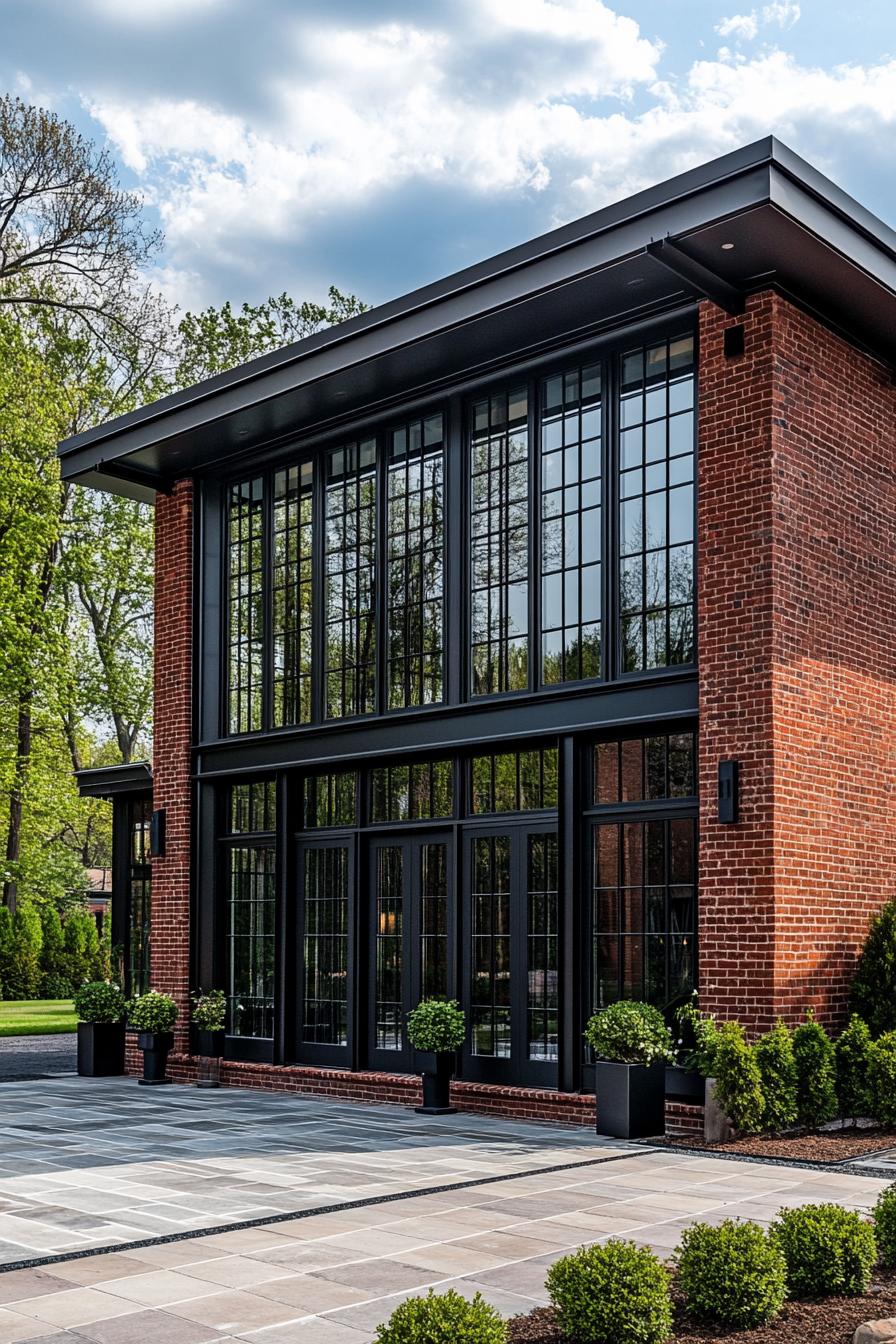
[75,762,153,800]
[56,136,896,492]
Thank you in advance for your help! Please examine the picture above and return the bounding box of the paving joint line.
[0,1148,654,1275]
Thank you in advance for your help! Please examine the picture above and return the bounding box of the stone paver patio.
[0,1077,889,1343]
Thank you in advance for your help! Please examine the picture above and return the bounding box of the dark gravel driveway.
[0,1031,76,1080]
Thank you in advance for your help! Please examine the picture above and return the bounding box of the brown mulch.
[658,1128,896,1163]
[507,1272,896,1342]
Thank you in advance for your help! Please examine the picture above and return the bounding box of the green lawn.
[0,999,77,1036]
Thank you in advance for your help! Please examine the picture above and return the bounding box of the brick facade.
[698,292,896,1032]
[149,479,194,1052]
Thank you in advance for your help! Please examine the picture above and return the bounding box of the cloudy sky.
[4,0,895,315]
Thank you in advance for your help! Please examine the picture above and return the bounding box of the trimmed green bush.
[675,1220,787,1328]
[0,906,15,999]
[41,972,74,999]
[711,1022,765,1134]
[792,1011,837,1129]
[755,1021,798,1132]
[406,998,466,1052]
[74,981,125,1024]
[836,1014,874,1123]
[39,906,66,979]
[869,1032,896,1126]
[771,1203,877,1297]
[584,1001,674,1066]
[192,989,227,1032]
[8,905,43,999]
[63,910,90,987]
[874,1185,896,1269]
[852,899,896,1036]
[374,1289,506,1344]
[546,1240,673,1344]
[128,991,178,1033]
[675,995,719,1076]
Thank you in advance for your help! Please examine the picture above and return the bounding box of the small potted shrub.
[669,993,713,1102]
[192,989,227,1089]
[585,1000,673,1139]
[127,991,178,1085]
[406,998,466,1115]
[73,981,126,1077]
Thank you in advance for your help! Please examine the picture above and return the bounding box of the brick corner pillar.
[151,478,194,1052]
[698,292,896,1033]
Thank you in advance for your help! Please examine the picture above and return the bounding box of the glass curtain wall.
[224,780,276,1038]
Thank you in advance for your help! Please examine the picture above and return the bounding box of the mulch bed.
[657,1128,896,1163]
[508,1272,896,1342]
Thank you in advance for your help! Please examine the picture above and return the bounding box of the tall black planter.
[77,1022,125,1077]
[414,1051,456,1115]
[595,1060,666,1139]
[196,1029,225,1089]
[137,1031,174,1086]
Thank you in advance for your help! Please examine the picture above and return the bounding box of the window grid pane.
[375,847,403,1050]
[302,846,349,1045]
[470,746,559,815]
[273,462,313,726]
[619,334,695,673]
[541,364,602,685]
[471,835,512,1057]
[325,439,377,718]
[592,733,696,806]
[470,388,529,695]
[303,772,358,829]
[388,415,445,708]
[592,817,696,1011]
[227,478,264,733]
[229,779,276,834]
[369,758,454,823]
[420,843,449,1001]
[227,846,275,1038]
[128,799,152,997]
[528,833,558,1061]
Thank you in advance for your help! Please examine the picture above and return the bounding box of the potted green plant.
[73,981,126,1077]
[127,991,178,1085]
[668,993,715,1102]
[191,989,226,1089]
[406,998,466,1115]
[585,1000,674,1139]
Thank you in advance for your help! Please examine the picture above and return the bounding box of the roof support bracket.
[645,237,746,316]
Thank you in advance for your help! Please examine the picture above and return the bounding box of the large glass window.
[387,415,445,708]
[325,438,377,718]
[273,462,313,726]
[370,759,454,823]
[303,771,358,829]
[594,732,696,804]
[302,846,349,1045]
[128,799,152,997]
[541,364,602,685]
[227,846,275,1038]
[470,835,511,1057]
[470,746,558,814]
[227,478,264,733]
[527,833,558,1062]
[470,387,529,696]
[230,779,276,833]
[618,334,695,673]
[374,846,403,1050]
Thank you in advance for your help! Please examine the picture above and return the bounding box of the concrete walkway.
[0,1037,76,1084]
[0,1078,889,1343]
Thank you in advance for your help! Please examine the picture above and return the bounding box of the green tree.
[39,905,65,977]
[836,1014,874,1123]
[792,1011,838,1129]
[9,904,43,998]
[851,899,896,1036]
[0,905,13,997]
[63,909,89,987]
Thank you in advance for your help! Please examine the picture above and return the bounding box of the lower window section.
[527,833,558,1062]
[303,846,350,1045]
[471,835,512,1058]
[592,817,696,1010]
[228,846,275,1038]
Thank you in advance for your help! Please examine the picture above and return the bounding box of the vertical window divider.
[375,430,388,717]
[606,354,619,682]
[311,453,325,725]
[527,374,538,695]
[262,469,273,733]
[446,395,464,706]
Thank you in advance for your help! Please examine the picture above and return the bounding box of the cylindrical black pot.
[195,1028,226,1089]
[414,1050,457,1115]
[77,1021,126,1077]
[136,1030,174,1086]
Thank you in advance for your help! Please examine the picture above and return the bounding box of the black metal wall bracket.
[645,237,746,316]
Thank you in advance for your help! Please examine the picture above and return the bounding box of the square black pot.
[595,1060,666,1139]
[77,1021,125,1077]
[665,1063,705,1103]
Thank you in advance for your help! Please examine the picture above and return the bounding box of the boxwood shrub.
[406,998,466,1052]
[792,1011,838,1129]
[374,1289,506,1344]
[127,990,178,1033]
[754,1021,798,1132]
[73,981,125,1024]
[710,1022,765,1134]
[870,1032,896,1126]
[836,1014,875,1123]
[545,1240,673,1344]
[771,1203,877,1297]
[675,1219,787,1328]
[584,1001,673,1066]
[874,1185,896,1268]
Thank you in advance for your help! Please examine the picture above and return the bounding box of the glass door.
[368,833,453,1072]
[463,823,558,1087]
[295,837,353,1067]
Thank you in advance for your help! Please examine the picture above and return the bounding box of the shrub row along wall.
[698,293,896,1033]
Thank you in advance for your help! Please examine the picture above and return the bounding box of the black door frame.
[461,817,559,1089]
[293,832,355,1068]
[365,829,455,1073]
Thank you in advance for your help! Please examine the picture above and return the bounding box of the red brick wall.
[698,292,896,1032]
[150,479,194,1051]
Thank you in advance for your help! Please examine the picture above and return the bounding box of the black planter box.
[414,1050,457,1115]
[665,1063,705,1103]
[196,1028,226,1057]
[136,1030,174,1086]
[77,1021,125,1077]
[595,1060,666,1139]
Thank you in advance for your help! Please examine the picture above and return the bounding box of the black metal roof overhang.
[75,762,152,800]
[57,137,896,502]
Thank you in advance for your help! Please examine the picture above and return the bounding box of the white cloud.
[717,2,799,42]
[87,0,222,24]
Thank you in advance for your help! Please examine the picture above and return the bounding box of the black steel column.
[558,733,583,1093]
